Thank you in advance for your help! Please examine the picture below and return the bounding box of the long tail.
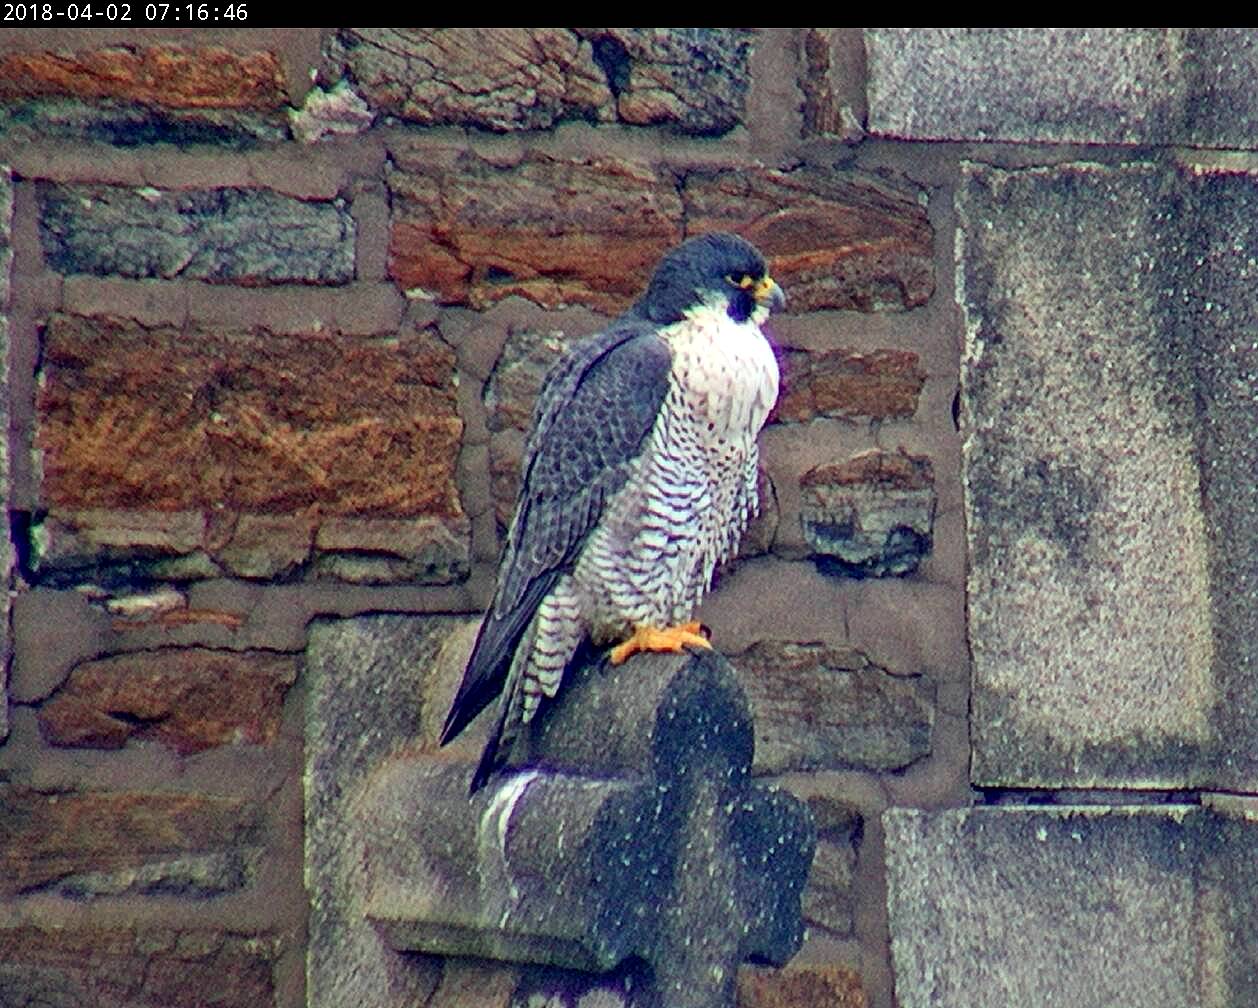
[467,689,519,793]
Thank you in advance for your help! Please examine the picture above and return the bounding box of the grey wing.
[439,322,673,747]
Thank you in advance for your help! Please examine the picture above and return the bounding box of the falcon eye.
[726,272,755,289]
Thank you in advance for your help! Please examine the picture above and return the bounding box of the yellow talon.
[608,621,712,665]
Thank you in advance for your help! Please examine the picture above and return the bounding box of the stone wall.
[0,28,1253,1008]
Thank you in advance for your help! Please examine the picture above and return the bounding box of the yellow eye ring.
[726,273,755,289]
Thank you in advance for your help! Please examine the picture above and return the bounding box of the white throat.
[662,301,780,439]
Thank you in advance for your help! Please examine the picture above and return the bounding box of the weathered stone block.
[961,160,1258,789]
[313,516,471,584]
[798,29,866,141]
[388,148,682,312]
[867,28,1258,148]
[289,79,374,143]
[33,314,467,585]
[800,795,862,938]
[0,926,281,1008]
[773,348,926,423]
[37,648,297,755]
[0,166,11,742]
[737,962,867,1008]
[336,28,754,135]
[1,98,287,146]
[733,641,933,773]
[332,29,612,131]
[0,786,263,898]
[0,44,288,110]
[575,28,753,134]
[800,450,936,577]
[307,615,814,1008]
[39,183,354,284]
[305,614,473,1008]
[801,842,856,936]
[367,649,813,1008]
[388,154,932,315]
[885,805,1258,1008]
[685,167,933,312]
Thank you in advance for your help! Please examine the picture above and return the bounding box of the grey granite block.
[305,614,470,1008]
[867,28,1258,148]
[960,160,1258,790]
[884,804,1258,1008]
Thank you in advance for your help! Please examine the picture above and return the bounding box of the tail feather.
[468,693,515,793]
[440,574,556,748]
[465,635,531,794]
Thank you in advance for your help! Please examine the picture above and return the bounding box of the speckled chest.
[572,305,779,634]
[663,305,780,447]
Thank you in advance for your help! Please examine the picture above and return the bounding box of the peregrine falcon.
[441,232,785,792]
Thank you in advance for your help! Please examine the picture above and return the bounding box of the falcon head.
[633,232,786,326]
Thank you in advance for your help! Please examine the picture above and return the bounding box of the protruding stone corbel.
[360,649,815,1008]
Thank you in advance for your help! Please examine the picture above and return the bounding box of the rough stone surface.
[867,28,1258,148]
[800,795,862,937]
[1184,161,1258,795]
[37,648,298,754]
[801,841,856,937]
[798,29,866,141]
[333,29,612,131]
[388,148,682,312]
[0,786,262,898]
[885,805,1258,1008]
[773,348,926,423]
[305,614,473,1008]
[0,167,10,742]
[573,28,753,134]
[961,160,1258,790]
[367,648,813,1008]
[0,44,288,110]
[290,79,374,143]
[0,97,287,147]
[389,154,931,314]
[34,314,467,584]
[800,450,936,577]
[685,167,934,312]
[38,183,354,284]
[737,962,868,1008]
[337,28,753,135]
[733,641,933,773]
[210,512,318,580]
[0,926,280,1008]
[313,516,472,585]
[511,963,645,1008]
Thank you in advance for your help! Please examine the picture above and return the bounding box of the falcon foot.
[608,621,712,666]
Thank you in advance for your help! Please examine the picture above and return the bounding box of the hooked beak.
[754,275,786,313]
